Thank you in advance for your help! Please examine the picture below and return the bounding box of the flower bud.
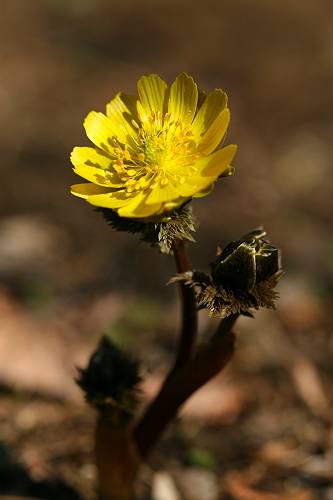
[211,229,280,291]
[77,336,141,422]
[171,228,282,318]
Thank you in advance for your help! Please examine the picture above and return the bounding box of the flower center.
[110,112,199,195]
[144,137,165,165]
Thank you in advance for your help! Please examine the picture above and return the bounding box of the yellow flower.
[70,73,237,219]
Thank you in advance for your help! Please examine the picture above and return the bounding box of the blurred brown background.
[0,0,333,498]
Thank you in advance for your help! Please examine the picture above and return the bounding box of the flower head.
[70,73,237,219]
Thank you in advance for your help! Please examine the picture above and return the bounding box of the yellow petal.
[196,108,230,155]
[128,200,162,218]
[192,88,227,139]
[71,146,112,170]
[197,144,237,177]
[84,111,127,151]
[73,164,122,187]
[71,147,122,187]
[145,183,180,205]
[117,192,161,218]
[106,92,138,141]
[192,181,216,199]
[116,192,145,217]
[176,176,215,198]
[137,74,167,119]
[86,189,133,209]
[176,146,236,198]
[168,73,198,126]
[163,199,186,211]
[70,183,112,199]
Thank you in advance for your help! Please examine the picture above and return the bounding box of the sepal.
[98,204,197,254]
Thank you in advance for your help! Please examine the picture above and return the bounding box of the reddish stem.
[134,321,236,458]
[172,238,198,371]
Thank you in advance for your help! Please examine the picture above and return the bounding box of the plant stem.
[171,238,198,371]
[134,238,198,456]
[134,238,239,458]
[213,313,239,341]
[95,414,139,500]
[134,315,238,458]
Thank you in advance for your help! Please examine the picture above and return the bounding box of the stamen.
[124,149,131,161]
[131,119,140,129]
[106,112,200,195]
[126,179,136,186]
